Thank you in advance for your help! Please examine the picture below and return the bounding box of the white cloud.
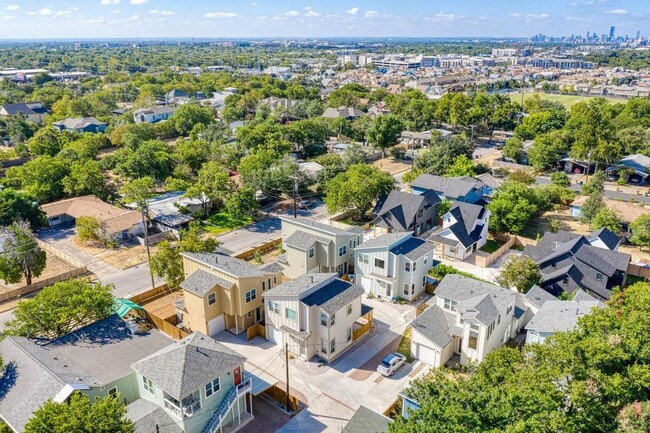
[1,14,14,20]
[285,10,299,16]
[364,10,378,18]
[128,14,140,20]
[346,7,359,15]
[204,11,237,18]
[129,0,148,4]
[4,5,19,11]
[305,8,320,17]
[510,12,549,19]
[100,0,119,4]
[149,9,175,15]
[605,8,628,15]
[38,8,53,15]
[111,9,120,14]
[250,1,257,5]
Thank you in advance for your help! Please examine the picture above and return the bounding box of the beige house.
[177,252,284,336]
[278,216,365,279]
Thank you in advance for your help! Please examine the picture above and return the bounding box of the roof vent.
[310,276,314,283]
[215,256,218,263]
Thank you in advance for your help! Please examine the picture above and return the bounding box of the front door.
[233,366,241,386]
[255,307,262,323]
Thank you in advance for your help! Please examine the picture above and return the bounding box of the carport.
[247,369,279,397]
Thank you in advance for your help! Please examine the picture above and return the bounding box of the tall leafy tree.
[630,214,650,248]
[366,115,404,157]
[0,189,44,228]
[496,254,541,293]
[0,221,46,285]
[324,164,395,218]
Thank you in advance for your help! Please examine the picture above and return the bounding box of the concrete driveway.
[240,396,291,433]
[213,297,430,432]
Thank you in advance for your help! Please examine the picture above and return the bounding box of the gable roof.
[284,230,329,251]
[524,285,557,309]
[410,303,455,349]
[373,190,439,232]
[322,106,364,119]
[411,174,484,199]
[343,405,392,433]
[264,273,337,297]
[588,228,621,250]
[526,299,604,334]
[356,232,412,250]
[281,216,361,237]
[619,154,650,172]
[52,117,105,130]
[127,399,183,433]
[180,269,234,296]
[432,201,486,248]
[131,333,245,400]
[39,195,141,234]
[0,102,47,116]
[181,252,266,278]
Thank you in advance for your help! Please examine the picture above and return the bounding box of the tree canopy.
[324,164,395,218]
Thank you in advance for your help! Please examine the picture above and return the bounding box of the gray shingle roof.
[410,304,455,349]
[524,285,557,309]
[356,232,411,249]
[343,405,392,433]
[279,325,311,340]
[52,116,106,129]
[301,279,365,315]
[1,102,47,116]
[411,174,484,200]
[127,399,183,433]
[588,227,621,250]
[526,299,604,333]
[131,333,246,400]
[284,230,329,250]
[181,252,266,278]
[180,269,234,296]
[389,237,436,261]
[258,261,285,274]
[281,216,360,237]
[435,201,486,248]
[264,273,337,297]
[373,190,439,232]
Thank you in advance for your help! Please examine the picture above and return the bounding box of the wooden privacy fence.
[263,385,301,413]
[627,263,650,281]
[353,309,374,341]
[235,238,282,261]
[144,310,189,340]
[246,323,266,340]
[0,267,88,303]
[128,284,171,304]
[469,236,516,268]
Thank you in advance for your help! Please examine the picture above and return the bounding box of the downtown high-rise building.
[609,26,616,40]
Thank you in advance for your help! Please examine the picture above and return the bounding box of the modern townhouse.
[372,190,440,237]
[410,174,486,204]
[176,252,284,336]
[524,230,630,300]
[409,275,525,368]
[428,201,490,260]
[278,216,364,279]
[0,315,253,433]
[263,273,365,362]
[354,232,437,302]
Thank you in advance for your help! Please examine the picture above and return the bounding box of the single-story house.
[133,106,176,124]
[400,129,453,148]
[322,106,364,121]
[142,192,205,235]
[411,174,486,204]
[40,195,142,239]
[52,117,107,133]
[606,154,650,184]
[0,102,48,124]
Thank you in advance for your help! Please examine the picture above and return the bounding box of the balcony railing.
[202,378,252,433]
[164,398,201,420]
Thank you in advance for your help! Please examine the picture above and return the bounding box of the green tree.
[0,189,45,228]
[366,115,404,157]
[580,192,604,223]
[24,392,134,433]
[27,127,63,156]
[324,164,395,219]
[630,214,650,247]
[0,221,46,285]
[550,171,571,187]
[4,155,69,202]
[582,169,606,196]
[591,207,624,234]
[6,279,114,339]
[438,198,453,217]
[62,160,106,197]
[527,130,570,171]
[444,155,475,177]
[110,122,156,148]
[225,186,258,219]
[172,103,215,136]
[496,254,541,293]
[415,134,474,176]
[487,181,539,234]
[503,136,523,161]
[186,161,234,216]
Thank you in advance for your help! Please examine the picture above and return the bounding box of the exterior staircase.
[202,378,252,433]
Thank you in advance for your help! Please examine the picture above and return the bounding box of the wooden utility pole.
[141,207,155,290]
[285,342,291,412]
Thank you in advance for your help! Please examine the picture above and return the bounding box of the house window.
[268,278,272,289]
[403,284,409,296]
[468,324,479,350]
[321,312,328,326]
[338,245,347,257]
[405,262,411,272]
[273,276,277,284]
[347,303,352,316]
[108,387,118,398]
[413,261,417,272]
[143,377,155,396]
[262,281,266,291]
[347,327,352,341]
[285,308,297,321]
[449,247,457,254]
[418,209,423,218]
[361,254,369,264]
[596,273,603,282]
[411,284,415,295]
[497,315,501,325]
[269,301,280,314]
[245,289,257,303]
[308,247,315,259]
[331,313,336,326]
[506,304,513,314]
[562,278,569,285]
[321,339,328,354]
[205,377,220,398]
[443,298,457,312]
[375,258,385,269]
[424,255,428,264]
[330,338,336,354]
[208,293,216,305]
[350,240,353,248]
[422,276,426,287]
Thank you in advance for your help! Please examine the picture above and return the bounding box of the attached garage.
[415,343,439,367]
[267,325,283,346]
[207,315,225,336]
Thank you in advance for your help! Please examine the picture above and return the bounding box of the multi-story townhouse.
[429,201,490,260]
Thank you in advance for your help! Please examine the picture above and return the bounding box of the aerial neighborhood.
[1,11,650,433]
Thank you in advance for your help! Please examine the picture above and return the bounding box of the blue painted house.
[410,174,486,204]
[52,117,107,133]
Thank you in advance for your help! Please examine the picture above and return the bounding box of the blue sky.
[0,0,648,39]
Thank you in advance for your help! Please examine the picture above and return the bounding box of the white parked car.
[377,353,406,376]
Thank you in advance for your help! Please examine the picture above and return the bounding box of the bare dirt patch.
[70,237,156,269]
[373,157,411,176]
[0,255,80,292]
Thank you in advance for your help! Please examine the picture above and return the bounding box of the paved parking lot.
[213,297,430,432]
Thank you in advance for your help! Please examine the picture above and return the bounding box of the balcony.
[164,390,202,420]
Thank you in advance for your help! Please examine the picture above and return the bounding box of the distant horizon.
[0,0,647,40]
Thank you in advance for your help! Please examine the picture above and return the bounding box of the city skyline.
[0,0,648,40]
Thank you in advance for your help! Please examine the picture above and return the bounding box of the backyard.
[202,211,254,236]
[396,326,414,363]
[479,239,504,254]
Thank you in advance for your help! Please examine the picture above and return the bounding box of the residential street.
[535,176,650,204]
[213,297,430,432]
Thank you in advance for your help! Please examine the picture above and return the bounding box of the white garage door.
[417,343,439,366]
[207,315,225,336]
[267,326,283,346]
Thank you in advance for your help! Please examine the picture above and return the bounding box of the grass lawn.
[396,326,415,363]
[627,274,647,285]
[202,211,254,236]
[480,239,504,254]
[509,92,622,109]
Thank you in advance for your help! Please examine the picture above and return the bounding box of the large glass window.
[245,289,257,303]
[268,301,280,314]
[375,258,385,269]
[405,262,411,272]
[321,312,328,326]
[338,245,347,257]
[321,339,327,354]
[347,303,352,315]
[468,324,479,350]
[308,247,315,259]
[143,377,155,395]
[285,308,297,321]
[443,298,457,312]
